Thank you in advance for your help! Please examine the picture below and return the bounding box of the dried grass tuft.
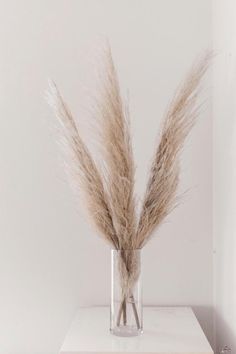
[136,52,211,248]
[47,81,120,249]
[96,45,136,251]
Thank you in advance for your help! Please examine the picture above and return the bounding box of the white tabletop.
[60,307,213,354]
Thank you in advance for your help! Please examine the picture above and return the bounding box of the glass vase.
[110,249,142,337]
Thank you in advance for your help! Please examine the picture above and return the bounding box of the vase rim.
[111,248,141,251]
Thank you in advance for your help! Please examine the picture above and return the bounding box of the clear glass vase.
[110,249,142,337]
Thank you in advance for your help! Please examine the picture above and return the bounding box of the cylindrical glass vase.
[110,249,142,337]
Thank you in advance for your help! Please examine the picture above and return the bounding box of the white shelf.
[60,306,213,354]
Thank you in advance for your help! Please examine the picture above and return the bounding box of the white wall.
[0,1,212,353]
[213,0,236,352]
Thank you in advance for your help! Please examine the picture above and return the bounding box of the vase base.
[110,325,143,337]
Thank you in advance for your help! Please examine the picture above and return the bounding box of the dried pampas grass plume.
[97,45,136,251]
[47,48,210,329]
[47,82,120,249]
[136,53,211,248]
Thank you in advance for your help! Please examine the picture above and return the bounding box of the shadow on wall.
[213,49,236,354]
[192,306,214,348]
[215,309,236,354]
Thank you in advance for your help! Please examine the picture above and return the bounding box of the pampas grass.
[48,47,210,330]
[136,53,211,248]
[47,82,120,249]
[98,46,137,251]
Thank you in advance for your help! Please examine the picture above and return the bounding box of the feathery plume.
[136,53,211,247]
[97,46,136,250]
[47,81,120,249]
